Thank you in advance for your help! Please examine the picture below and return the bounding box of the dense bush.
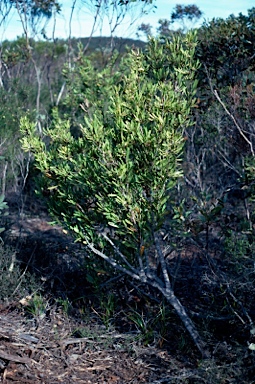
[19,31,212,355]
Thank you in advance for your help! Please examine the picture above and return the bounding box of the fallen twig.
[0,350,30,364]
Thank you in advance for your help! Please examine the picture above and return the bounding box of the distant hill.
[67,36,146,53]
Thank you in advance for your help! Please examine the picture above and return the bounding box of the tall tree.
[156,4,202,38]
[171,3,202,31]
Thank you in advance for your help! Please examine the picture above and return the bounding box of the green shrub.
[20,31,210,356]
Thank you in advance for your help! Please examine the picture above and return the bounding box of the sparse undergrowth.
[0,243,40,303]
[1,203,255,383]
[1,286,255,383]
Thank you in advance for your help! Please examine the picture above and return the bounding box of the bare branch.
[85,240,141,281]
[101,232,139,275]
[213,89,254,156]
[154,232,171,294]
[68,0,77,41]
[83,0,103,54]
[205,65,254,157]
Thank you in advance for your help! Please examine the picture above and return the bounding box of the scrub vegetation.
[1,1,255,382]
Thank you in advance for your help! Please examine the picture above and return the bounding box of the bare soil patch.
[0,303,188,384]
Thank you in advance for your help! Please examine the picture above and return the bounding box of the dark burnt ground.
[0,192,255,383]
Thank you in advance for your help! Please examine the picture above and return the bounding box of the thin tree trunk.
[153,233,211,358]
[88,236,210,358]
[165,287,210,358]
[147,274,210,358]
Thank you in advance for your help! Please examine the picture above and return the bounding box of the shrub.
[20,31,209,356]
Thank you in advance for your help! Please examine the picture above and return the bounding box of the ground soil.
[0,302,185,384]
[1,192,255,383]
[0,195,195,383]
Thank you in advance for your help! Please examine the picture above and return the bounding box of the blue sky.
[153,1,254,25]
[1,0,254,41]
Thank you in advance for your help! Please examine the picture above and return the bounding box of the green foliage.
[7,0,61,20]
[20,31,199,272]
[98,292,117,328]
[1,37,30,67]
[0,194,8,235]
[197,8,255,87]
[180,8,255,221]
[157,19,172,38]
[156,4,202,37]
[127,309,155,344]
[224,230,252,261]
[0,193,8,213]
[0,78,35,193]
[24,293,49,320]
[0,80,34,135]
[56,297,71,316]
[171,4,202,26]
[60,48,120,134]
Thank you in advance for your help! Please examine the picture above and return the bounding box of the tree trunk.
[153,280,210,358]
